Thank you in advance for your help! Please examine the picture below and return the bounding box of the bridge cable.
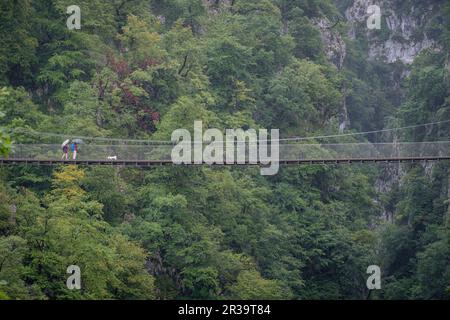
[12,119,450,144]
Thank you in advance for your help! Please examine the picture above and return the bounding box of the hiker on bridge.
[71,139,83,160]
[61,139,70,160]
[71,142,78,160]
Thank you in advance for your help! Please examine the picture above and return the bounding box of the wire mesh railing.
[2,141,450,162]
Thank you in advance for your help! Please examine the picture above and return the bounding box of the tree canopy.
[0,0,449,300]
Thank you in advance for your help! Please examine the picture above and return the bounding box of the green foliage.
[286,7,325,61]
[396,51,450,141]
[154,95,218,139]
[0,126,11,158]
[0,87,48,137]
[1,0,449,301]
[228,270,290,300]
[0,0,37,86]
[1,166,157,299]
[263,59,341,134]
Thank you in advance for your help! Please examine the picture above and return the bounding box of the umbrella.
[61,139,70,147]
[72,139,83,144]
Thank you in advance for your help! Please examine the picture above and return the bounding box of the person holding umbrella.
[61,139,70,160]
[71,139,83,160]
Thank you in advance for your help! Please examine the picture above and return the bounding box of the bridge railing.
[4,144,174,161]
[1,141,450,162]
[279,141,450,161]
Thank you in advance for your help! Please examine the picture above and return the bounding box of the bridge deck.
[1,157,449,167]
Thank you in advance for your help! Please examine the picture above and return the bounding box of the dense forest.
[0,0,449,300]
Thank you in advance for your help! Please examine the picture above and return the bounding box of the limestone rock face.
[344,0,439,64]
[312,17,347,69]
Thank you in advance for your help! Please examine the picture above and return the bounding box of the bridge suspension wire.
[12,128,172,144]
[278,119,450,142]
[11,119,450,144]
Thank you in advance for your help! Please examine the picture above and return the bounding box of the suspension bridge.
[1,141,450,167]
[1,120,450,167]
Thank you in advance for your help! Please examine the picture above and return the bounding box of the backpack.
[71,143,75,151]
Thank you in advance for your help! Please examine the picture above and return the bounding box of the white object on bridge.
[107,156,118,160]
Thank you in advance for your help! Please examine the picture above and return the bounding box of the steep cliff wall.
[332,0,446,220]
[312,17,347,70]
[343,0,440,64]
